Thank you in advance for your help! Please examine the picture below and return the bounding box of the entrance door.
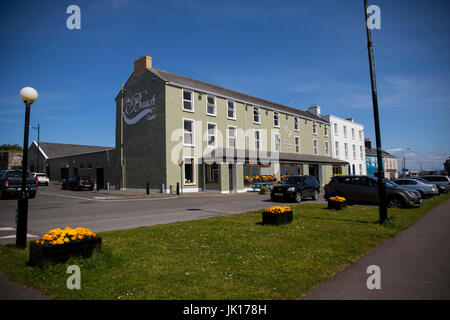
[61,167,69,180]
[308,164,320,185]
[96,168,104,189]
[228,164,233,193]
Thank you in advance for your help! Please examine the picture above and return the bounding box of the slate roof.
[147,68,328,124]
[32,142,114,159]
[365,147,396,159]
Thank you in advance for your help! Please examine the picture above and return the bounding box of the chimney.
[133,56,152,76]
[365,138,372,149]
[307,105,321,116]
[346,117,354,123]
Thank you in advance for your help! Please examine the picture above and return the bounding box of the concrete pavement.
[302,199,450,300]
[0,273,50,300]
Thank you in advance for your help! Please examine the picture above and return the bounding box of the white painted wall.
[321,115,367,175]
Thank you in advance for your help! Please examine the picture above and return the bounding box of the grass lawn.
[1,193,449,300]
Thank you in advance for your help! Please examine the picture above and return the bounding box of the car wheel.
[388,197,404,208]
[295,191,302,203]
[418,191,424,199]
[312,190,319,201]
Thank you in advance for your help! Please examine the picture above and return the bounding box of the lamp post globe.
[19,87,38,103]
[16,87,38,248]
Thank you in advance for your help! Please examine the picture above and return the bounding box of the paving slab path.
[302,199,450,300]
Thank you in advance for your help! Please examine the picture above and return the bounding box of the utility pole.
[30,123,40,172]
[364,0,387,223]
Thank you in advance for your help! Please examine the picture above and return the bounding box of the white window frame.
[325,141,329,156]
[254,130,261,150]
[273,112,280,128]
[312,122,317,135]
[359,130,362,141]
[334,123,338,136]
[207,122,217,148]
[227,100,236,120]
[206,94,216,117]
[352,144,356,159]
[294,117,299,132]
[344,143,348,158]
[274,133,281,152]
[335,141,339,157]
[182,89,194,113]
[352,128,355,139]
[360,145,363,159]
[294,136,300,153]
[183,118,195,147]
[253,106,260,124]
[183,157,196,185]
[228,125,237,148]
[313,139,318,155]
[324,125,328,137]
[343,125,347,138]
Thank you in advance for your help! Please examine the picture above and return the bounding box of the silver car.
[420,175,450,193]
[394,178,439,198]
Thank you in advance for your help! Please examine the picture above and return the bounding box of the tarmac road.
[0,185,326,244]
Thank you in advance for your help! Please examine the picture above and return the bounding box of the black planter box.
[29,236,102,267]
[327,201,347,210]
[262,211,293,226]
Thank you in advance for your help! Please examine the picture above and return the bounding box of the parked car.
[61,176,95,191]
[32,172,49,186]
[270,175,320,202]
[324,175,421,208]
[393,178,439,198]
[0,170,38,199]
[419,175,450,193]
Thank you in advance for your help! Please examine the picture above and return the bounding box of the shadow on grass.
[295,212,380,225]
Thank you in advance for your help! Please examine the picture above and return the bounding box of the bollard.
[169,185,173,194]
[146,182,149,195]
[176,182,180,195]
[161,184,165,194]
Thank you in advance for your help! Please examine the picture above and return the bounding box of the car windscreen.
[386,181,399,187]
[5,171,30,178]
[79,176,91,180]
[281,177,302,184]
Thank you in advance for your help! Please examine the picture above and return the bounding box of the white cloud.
[387,148,449,171]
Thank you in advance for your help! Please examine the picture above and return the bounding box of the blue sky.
[0,0,449,171]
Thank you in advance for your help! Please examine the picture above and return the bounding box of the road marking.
[0,234,39,239]
[0,227,15,231]
[40,192,178,202]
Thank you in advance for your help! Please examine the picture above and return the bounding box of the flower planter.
[327,201,347,210]
[262,211,293,226]
[29,236,102,267]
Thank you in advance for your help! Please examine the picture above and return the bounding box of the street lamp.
[402,148,410,177]
[30,123,40,172]
[16,87,38,249]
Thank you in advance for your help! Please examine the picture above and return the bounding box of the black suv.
[324,175,421,208]
[271,175,320,202]
[61,176,95,191]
